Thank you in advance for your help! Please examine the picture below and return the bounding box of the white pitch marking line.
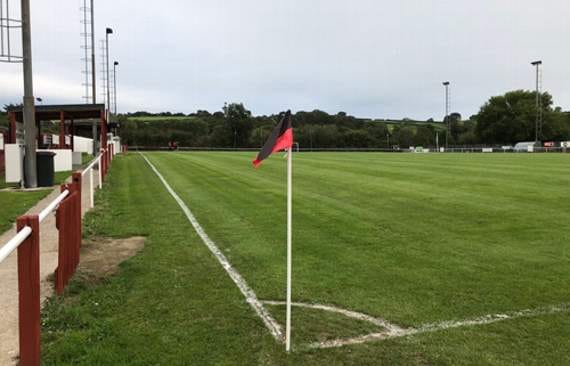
[261,300,405,335]
[141,153,284,342]
[310,303,570,349]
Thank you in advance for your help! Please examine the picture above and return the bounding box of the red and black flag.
[252,110,293,168]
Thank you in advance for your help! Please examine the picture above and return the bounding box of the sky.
[0,0,569,120]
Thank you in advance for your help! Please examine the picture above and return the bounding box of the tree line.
[119,91,570,149]
[119,106,445,149]
[4,90,570,149]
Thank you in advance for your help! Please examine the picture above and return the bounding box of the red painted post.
[104,149,108,178]
[99,150,104,181]
[100,110,107,148]
[59,111,65,149]
[55,191,77,294]
[72,172,82,221]
[55,173,83,294]
[72,173,82,250]
[9,112,17,143]
[54,191,67,294]
[70,119,75,151]
[16,215,41,366]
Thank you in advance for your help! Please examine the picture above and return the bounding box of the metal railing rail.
[127,145,570,153]
[81,152,103,208]
[81,152,102,176]
[38,190,69,223]
[0,189,70,264]
[0,226,32,263]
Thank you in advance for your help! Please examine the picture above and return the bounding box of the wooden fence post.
[16,215,41,366]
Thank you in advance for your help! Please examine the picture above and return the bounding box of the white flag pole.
[285,147,293,352]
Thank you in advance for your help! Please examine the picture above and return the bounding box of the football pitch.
[42,152,570,365]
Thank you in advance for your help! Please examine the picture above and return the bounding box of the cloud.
[1,0,568,119]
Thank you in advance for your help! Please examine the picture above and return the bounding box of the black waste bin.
[37,151,56,187]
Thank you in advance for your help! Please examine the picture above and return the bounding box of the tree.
[364,122,390,147]
[342,129,376,148]
[311,125,340,148]
[475,90,553,144]
[223,103,253,148]
[392,126,415,147]
[414,125,435,146]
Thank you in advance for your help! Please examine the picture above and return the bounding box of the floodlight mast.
[22,0,37,187]
[105,27,113,124]
[531,60,542,144]
[113,61,119,115]
[442,81,450,149]
[90,0,96,103]
[90,0,97,155]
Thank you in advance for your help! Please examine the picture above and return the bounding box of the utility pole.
[442,81,450,150]
[113,61,119,115]
[105,27,113,124]
[531,60,542,144]
[21,0,37,188]
[90,0,98,155]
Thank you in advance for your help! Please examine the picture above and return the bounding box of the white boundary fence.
[127,146,570,153]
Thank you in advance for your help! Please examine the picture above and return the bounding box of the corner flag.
[252,110,293,167]
[252,110,294,352]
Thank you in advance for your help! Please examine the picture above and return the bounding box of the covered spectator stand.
[6,104,108,150]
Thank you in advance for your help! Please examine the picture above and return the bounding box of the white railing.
[38,190,69,222]
[0,226,32,263]
[0,152,104,264]
[0,188,70,265]
[81,153,102,208]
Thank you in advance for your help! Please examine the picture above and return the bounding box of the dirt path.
[0,170,97,365]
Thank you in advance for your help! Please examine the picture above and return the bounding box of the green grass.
[41,152,570,365]
[81,153,94,166]
[0,171,73,232]
[54,171,73,184]
[0,190,51,232]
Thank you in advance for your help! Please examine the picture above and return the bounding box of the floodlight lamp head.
[114,61,119,66]
[442,81,450,86]
[531,60,542,66]
[106,28,113,34]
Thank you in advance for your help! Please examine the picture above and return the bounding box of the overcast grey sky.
[1,0,569,119]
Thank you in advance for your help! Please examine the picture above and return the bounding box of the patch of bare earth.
[79,236,145,279]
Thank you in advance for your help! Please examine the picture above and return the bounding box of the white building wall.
[36,149,73,172]
[5,144,24,183]
[73,136,94,154]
